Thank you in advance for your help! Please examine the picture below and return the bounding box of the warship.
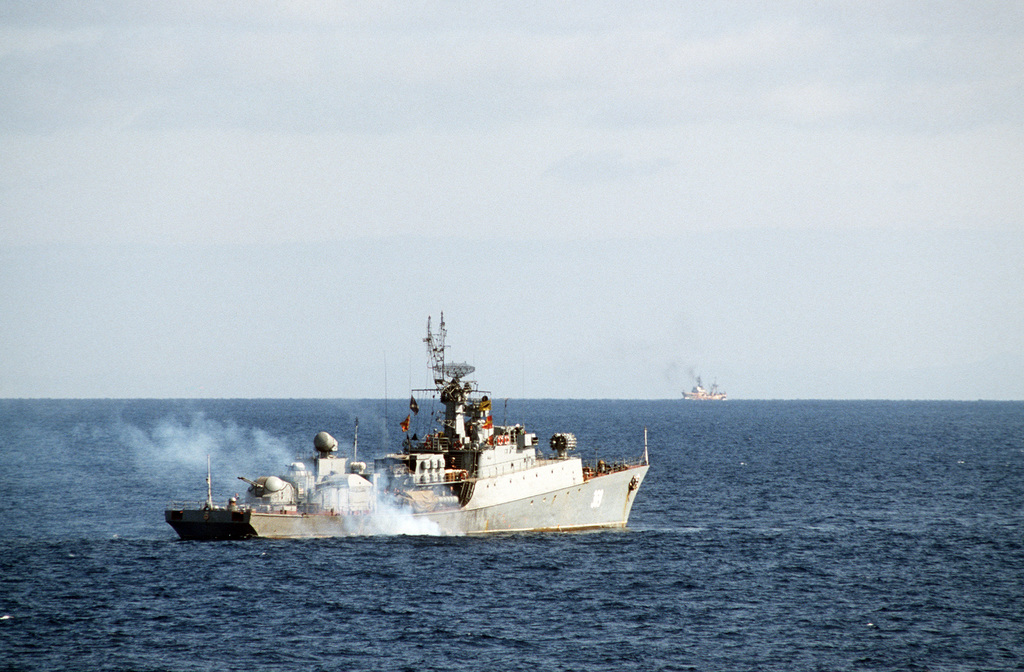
[683,376,727,401]
[166,315,649,539]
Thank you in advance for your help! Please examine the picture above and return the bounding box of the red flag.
[400,415,410,432]
[483,415,493,429]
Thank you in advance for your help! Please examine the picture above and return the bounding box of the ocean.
[0,399,1021,671]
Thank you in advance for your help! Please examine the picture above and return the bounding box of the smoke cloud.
[126,411,451,536]
[663,361,700,386]
[119,412,297,501]
[364,498,446,536]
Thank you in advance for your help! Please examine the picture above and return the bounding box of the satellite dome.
[262,476,286,493]
[314,431,338,454]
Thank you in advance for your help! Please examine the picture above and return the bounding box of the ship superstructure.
[166,314,649,539]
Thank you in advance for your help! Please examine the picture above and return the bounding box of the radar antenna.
[425,312,474,387]
[425,313,446,385]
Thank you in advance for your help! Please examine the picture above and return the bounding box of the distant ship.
[166,314,649,539]
[683,376,727,401]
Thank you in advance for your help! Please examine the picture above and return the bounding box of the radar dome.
[314,431,338,454]
[262,476,286,492]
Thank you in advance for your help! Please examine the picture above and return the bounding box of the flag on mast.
[400,415,410,432]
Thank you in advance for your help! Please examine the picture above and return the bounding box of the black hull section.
[165,508,257,540]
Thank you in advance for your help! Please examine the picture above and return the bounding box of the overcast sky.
[2,2,1022,399]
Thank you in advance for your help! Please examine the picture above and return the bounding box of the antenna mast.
[205,455,213,509]
[425,312,449,386]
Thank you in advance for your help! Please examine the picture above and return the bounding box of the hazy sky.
[2,2,1022,399]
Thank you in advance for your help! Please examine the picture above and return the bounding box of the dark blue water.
[1,399,1022,671]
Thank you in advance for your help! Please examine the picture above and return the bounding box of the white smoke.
[120,412,296,501]
[126,409,456,536]
[366,497,446,536]
[128,411,457,537]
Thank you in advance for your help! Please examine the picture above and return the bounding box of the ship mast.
[423,313,478,444]
[424,312,448,388]
[205,455,213,509]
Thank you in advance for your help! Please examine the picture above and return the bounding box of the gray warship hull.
[166,314,650,541]
[167,462,647,539]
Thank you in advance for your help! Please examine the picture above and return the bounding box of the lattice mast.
[424,313,448,388]
[423,313,479,444]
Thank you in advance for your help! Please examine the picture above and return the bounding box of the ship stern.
[165,507,257,540]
